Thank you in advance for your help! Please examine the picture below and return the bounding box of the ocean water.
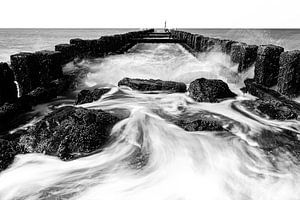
[1,30,300,200]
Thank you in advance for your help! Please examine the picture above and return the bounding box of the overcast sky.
[0,0,299,28]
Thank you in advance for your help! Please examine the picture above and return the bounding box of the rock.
[190,34,200,50]
[188,78,236,102]
[18,106,120,160]
[55,44,76,63]
[199,37,209,52]
[0,98,32,132]
[0,62,18,106]
[277,50,300,97]
[70,38,91,56]
[35,50,63,86]
[207,38,221,51]
[243,79,300,117]
[194,35,204,51]
[10,52,40,95]
[76,88,111,105]
[220,39,237,54]
[27,86,57,105]
[175,112,225,131]
[242,99,298,120]
[253,129,300,160]
[118,78,187,92]
[0,139,19,171]
[254,45,284,87]
[230,43,258,72]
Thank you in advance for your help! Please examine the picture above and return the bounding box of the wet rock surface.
[230,43,258,72]
[277,50,300,97]
[18,106,121,160]
[242,99,298,120]
[55,43,76,64]
[76,88,111,105]
[243,79,300,117]
[118,78,187,92]
[10,52,40,95]
[188,78,236,103]
[0,139,19,171]
[0,62,18,106]
[254,45,284,87]
[254,129,300,160]
[0,99,32,132]
[174,112,225,132]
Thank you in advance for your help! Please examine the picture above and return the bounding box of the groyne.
[1,28,300,132]
[170,30,300,98]
[0,29,154,131]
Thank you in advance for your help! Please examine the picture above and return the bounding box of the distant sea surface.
[0,28,299,62]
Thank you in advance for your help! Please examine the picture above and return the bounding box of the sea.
[0,29,300,200]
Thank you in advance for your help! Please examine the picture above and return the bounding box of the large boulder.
[254,45,284,87]
[0,62,18,106]
[230,43,258,72]
[277,50,300,97]
[118,78,186,92]
[76,88,111,105]
[10,52,40,95]
[18,106,121,160]
[188,78,236,102]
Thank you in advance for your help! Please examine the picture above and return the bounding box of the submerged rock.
[254,129,300,160]
[188,78,236,103]
[118,78,186,92]
[18,106,120,160]
[242,99,298,120]
[76,88,111,105]
[175,112,225,132]
[242,79,300,120]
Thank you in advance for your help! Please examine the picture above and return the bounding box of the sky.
[0,0,299,28]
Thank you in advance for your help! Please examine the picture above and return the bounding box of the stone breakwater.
[0,29,154,130]
[169,30,300,98]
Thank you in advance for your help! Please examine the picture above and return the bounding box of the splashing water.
[1,43,300,200]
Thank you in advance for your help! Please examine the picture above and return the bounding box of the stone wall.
[170,29,299,97]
